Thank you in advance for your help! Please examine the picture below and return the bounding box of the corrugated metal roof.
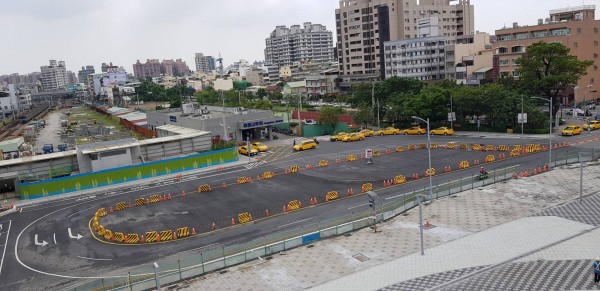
[120,112,147,122]
[473,67,493,73]
[285,81,306,88]
[0,137,24,152]
[156,125,204,135]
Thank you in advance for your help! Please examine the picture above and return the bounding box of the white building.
[265,22,335,68]
[40,60,68,92]
[384,36,447,81]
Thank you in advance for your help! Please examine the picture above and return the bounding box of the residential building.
[0,84,18,118]
[133,59,162,79]
[161,59,190,77]
[335,0,474,87]
[77,66,95,88]
[40,60,68,92]
[283,81,307,95]
[265,65,280,84]
[67,71,78,85]
[445,33,494,85]
[492,5,600,104]
[245,69,265,86]
[264,22,335,68]
[195,53,215,73]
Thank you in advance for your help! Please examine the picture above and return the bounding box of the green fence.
[19,148,238,200]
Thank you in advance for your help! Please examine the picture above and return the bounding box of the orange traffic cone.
[182,190,186,197]
[173,231,177,240]
[193,227,198,234]
[223,182,227,188]
[283,205,287,212]
[533,168,537,175]
[156,233,161,242]
[109,207,113,213]
[425,219,431,228]
[513,172,518,179]
[211,223,216,231]
[231,217,236,225]
[168,194,172,200]
[383,180,388,187]
[538,166,542,173]
[414,173,420,180]
[265,209,270,216]
[349,188,354,195]
[140,235,145,243]
[128,202,132,208]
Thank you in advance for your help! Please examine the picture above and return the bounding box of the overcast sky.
[0,0,598,76]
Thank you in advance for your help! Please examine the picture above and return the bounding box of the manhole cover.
[353,253,370,262]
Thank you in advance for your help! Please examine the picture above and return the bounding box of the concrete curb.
[0,207,17,218]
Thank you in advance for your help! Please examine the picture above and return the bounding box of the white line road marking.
[19,208,22,213]
[0,220,11,276]
[348,203,368,210]
[386,193,408,200]
[181,243,218,253]
[76,256,112,261]
[67,207,93,218]
[278,217,314,228]
[53,233,56,244]
[68,228,83,240]
[34,234,48,247]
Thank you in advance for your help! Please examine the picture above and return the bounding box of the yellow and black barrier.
[408,144,416,150]
[318,160,329,167]
[290,165,300,173]
[97,225,105,236]
[262,171,275,179]
[126,233,140,244]
[160,230,173,241]
[485,155,496,163]
[513,145,523,151]
[526,144,541,153]
[373,150,381,157]
[149,195,160,203]
[395,146,405,152]
[485,145,495,151]
[418,143,427,149]
[498,145,509,151]
[115,202,126,211]
[430,143,438,149]
[459,160,470,169]
[394,175,406,184]
[146,231,159,243]
[287,200,301,211]
[135,198,146,206]
[446,142,456,149]
[472,144,482,151]
[347,154,357,161]
[361,183,373,192]
[460,144,468,149]
[177,227,190,238]
[96,208,107,217]
[198,184,213,191]
[510,149,520,157]
[325,191,339,202]
[104,230,113,240]
[425,168,436,176]
[238,212,253,224]
[93,218,99,231]
[114,232,124,242]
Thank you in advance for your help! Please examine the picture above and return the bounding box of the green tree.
[195,86,219,104]
[516,42,593,115]
[256,88,267,99]
[318,106,345,133]
[353,106,375,129]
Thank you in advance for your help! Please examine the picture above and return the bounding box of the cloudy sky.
[0,0,598,76]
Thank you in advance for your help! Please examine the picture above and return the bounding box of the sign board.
[517,113,527,124]
[169,115,177,122]
[447,112,456,122]
[365,149,373,159]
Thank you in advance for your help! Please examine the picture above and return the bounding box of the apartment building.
[40,60,68,92]
[335,0,474,87]
[264,22,335,68]
[194,53,215,73]
[445,32,494,85]
[384,35,447,81]
[492,5,600,104]
[77,66,95,88]
[161,59,190,77]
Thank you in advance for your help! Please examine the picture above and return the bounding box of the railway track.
[0,103,50,141]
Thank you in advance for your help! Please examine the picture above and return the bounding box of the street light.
[411,116,433,199]
[153,262,161,290]
[531,97,552,167]
[416,194,427,255]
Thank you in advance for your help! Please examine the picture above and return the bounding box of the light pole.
[411,116,433,199]
[297,93,303,137]
[450,95,453,129]
[221,90,228,141]
[416,194,426,255]
[521,95,524,135]
[153,262,161,290]
[531,97,552,167]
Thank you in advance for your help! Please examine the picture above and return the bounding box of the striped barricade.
[513,145,523,151]
[126,233,140,244]
[425,168,436,177]
[238,212,253,224]
[287,200,301,211]
[361,183,373,192]
[408,144,417,150]
[92,217,99,231]
[471,144,482,151]
[395,146,405,152]
[394,175,406,184]
[149,195,160,203]
[446,142,456,149]
[160,230,173,241]
[114,232,124,243]
[485,155,496,163]
[103,229,113,240]
[347,154,357,161]
[485,145,495,151]
[318,160,329,167]
[135,197,146,206]
[290,165,300,173]
[198,184,213,191]
[262,171,275,179]
[459,160,470,169]
[430,143,438,149]
[498,145,509,151]
[177,227,190,238]
[510,149,520,157]
[96,208,107,217]
[97,225,106,236]
[146,231,159,243]
[460,144,468,149]
[373,150,381,157]
[418,143,427,149]
[115,202,126,211]
[325,191,339,202]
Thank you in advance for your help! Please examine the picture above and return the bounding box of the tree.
[516,42,593,116]
[318,106,345,133]
[195,86,219,104]
[256,88,267,99]
[353,106,375,129]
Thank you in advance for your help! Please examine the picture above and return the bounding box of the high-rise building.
[335,0,474,87]
[133,59,162,79]
[40,60,68,92]
[264,22,335,68]
[195,53,215,73]
[492,5,600,104]
[78,66,95,87]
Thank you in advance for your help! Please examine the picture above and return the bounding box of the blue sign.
[169,116,177,122]
[242,119,284,129]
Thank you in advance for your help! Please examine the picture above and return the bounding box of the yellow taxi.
[587,120,600,130]
[238,145,258,156]
[430,127,454,136]
[561,125,582,136]
[359,129,375,137]
[403,126,427,135]
[342,133,365,142]
[250,142,268,152]
[293,140,318,151]
[377,127,401,136]
[330,132,349,141]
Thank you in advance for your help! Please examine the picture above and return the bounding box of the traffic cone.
[173,231,177,240]
[389,179,394,185]
[299,201,302,208]
[349,188,353,195]
[128,201,132,208]
[425,219,431,228]
[512,172,518,179]
[211,223,215,231]
[168,193,172,200]
[414,173,420,180]
[208,185,212,191]
[283,205,287,212]
[383,180,388,187]
[182,190,186,197]
[140,235,145,243]
[231,217,236,225]
[538,166,542,173]
[223,182,227,188]
[146,198,150,204]
[109,207,113,213]
[424,171,430,177]
[156,233,161,242]
[265,209,270,216]
[533,168,537,175]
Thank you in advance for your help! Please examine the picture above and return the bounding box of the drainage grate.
[352,253,370,262]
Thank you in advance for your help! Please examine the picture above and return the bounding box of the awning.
[473,67,493,73]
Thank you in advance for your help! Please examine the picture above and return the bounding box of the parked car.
[588,120,600,130]
[377,127,401,136]
[561,125,582,136]
[359,129,375,137]
[250,142,268,152]
[342,133,365,142]
[403,126,427,135]
[330,132,349,141]
[430,127,454,135]
[293,140,318,151]
[238,145,258,156]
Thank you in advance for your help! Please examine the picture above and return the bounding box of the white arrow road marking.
[76,256,112,261]
[34,234,48,247]
[53,233,56,244]
[0,224,2,230]
[68,228,83,240]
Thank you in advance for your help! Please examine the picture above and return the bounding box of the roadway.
[0,133,589,290]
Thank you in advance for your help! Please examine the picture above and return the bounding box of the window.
[577,28,582,34]
[574,42,578,48]
[595,41,599,46]
[499,59,509,66]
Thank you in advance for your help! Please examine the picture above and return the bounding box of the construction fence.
[67,149,598,291]
[19,148,238,200]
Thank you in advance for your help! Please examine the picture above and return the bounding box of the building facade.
[445,33,494,85]
[195,53,215,73]
[133,59,162,79]
[335,0,474,87]
[492,5,600,104]
[384,36,447,81]
[264,22,335,68]
[77,66,95,88]
[40,60,68,92]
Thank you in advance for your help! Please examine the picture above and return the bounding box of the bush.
[211,140,237,151]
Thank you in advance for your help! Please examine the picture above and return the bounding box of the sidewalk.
[172,161,600,291]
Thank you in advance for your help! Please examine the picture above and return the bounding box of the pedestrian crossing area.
[243,161,266,169]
